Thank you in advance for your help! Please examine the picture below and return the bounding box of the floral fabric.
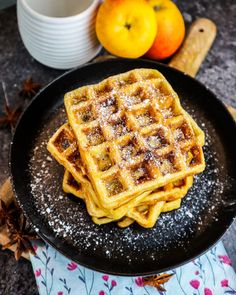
[30,241,236,295]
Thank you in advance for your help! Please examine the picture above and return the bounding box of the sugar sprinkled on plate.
[27,105,230,265]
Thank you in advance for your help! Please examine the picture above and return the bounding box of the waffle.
[48,68,175,197]
[64,70,205,210]
[47,68,205,228]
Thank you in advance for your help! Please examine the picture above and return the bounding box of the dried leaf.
[142,273,174,291]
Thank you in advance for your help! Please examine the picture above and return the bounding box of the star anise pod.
[142,273,174,291]
[2,213,38,260]
[0,101,22,130]
[19,77,41,99]
[0,82,22,130]
[0,199,38,260]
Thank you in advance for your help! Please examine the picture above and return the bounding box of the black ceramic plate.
[10,59,236,276]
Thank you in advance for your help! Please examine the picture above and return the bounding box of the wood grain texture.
[169,18,236,117]
[169,18,217,77]
[0,178,30,260]
[0,178,14,206]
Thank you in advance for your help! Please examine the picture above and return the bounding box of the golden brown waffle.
[64,70,205,210]
[48,68,177,196]
[47,68,205,228]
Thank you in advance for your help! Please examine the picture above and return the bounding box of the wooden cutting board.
[169,18,236,117]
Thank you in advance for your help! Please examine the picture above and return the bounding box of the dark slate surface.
[0,1,235,294]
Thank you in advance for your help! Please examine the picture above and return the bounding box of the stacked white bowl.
[17,0,101,69]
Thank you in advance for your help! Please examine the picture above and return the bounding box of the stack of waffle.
[47,69,205,228]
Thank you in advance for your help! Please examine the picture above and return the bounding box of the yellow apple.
[96,0,157,58]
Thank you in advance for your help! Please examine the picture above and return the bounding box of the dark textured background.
[0,1,235,294]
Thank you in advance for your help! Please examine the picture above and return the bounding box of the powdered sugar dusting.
[27,103,234,268]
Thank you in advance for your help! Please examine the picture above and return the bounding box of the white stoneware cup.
[17,0,101,69]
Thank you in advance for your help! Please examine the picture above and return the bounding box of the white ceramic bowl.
[17,0,101,69]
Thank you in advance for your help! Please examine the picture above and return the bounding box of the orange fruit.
[96,0,157,58]
[145,0,185,60]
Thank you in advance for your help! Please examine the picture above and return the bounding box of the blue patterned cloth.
[30,241,236,295]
